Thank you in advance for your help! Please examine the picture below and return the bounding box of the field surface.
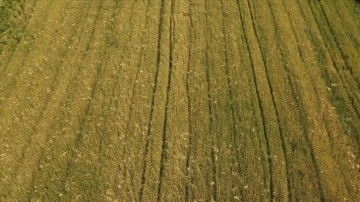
[1,0,360,201]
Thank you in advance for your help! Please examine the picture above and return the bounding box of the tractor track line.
[244,0,278,200]
[138,0,166,200]
[268,0,327,200]
[265,1,307,200]
[61,0,105,190]
[269,4,339,192]
[119,1,151,197]
[107,0,137,150]
[219,0,237,141]
[315,1,360,113]
[204,1,218,201]
[121,0,144,160]
[305,0,360,120]
[281,0,323,111]
[9,2,92,197]
[236,0,270,190]
[88,1,122,196]
[3,0,92,196]
[156,0,175,201]
[220,1,236,125]
[316,1,358,86]
[104,1,144,199]
[282,1,353,195]
[124,0,150,144]
[294,0,341,133]
[220,0,244,199]
[237,0,285,199]
[266,1,325,200]
[185,1,195,201]
[294,3,358,192]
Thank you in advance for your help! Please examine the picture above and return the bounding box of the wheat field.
[1,0,359,201]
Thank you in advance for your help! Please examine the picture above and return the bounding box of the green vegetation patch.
[0,0,33,53]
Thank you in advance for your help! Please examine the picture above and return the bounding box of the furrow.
[237,0,284,200]
[184,1,195,201]
[244,0,281,200]
[237,1,267,193]
[138,0,166,200]
[219,1,244,200]
[204,2,218,201]
[156,1,175,200]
